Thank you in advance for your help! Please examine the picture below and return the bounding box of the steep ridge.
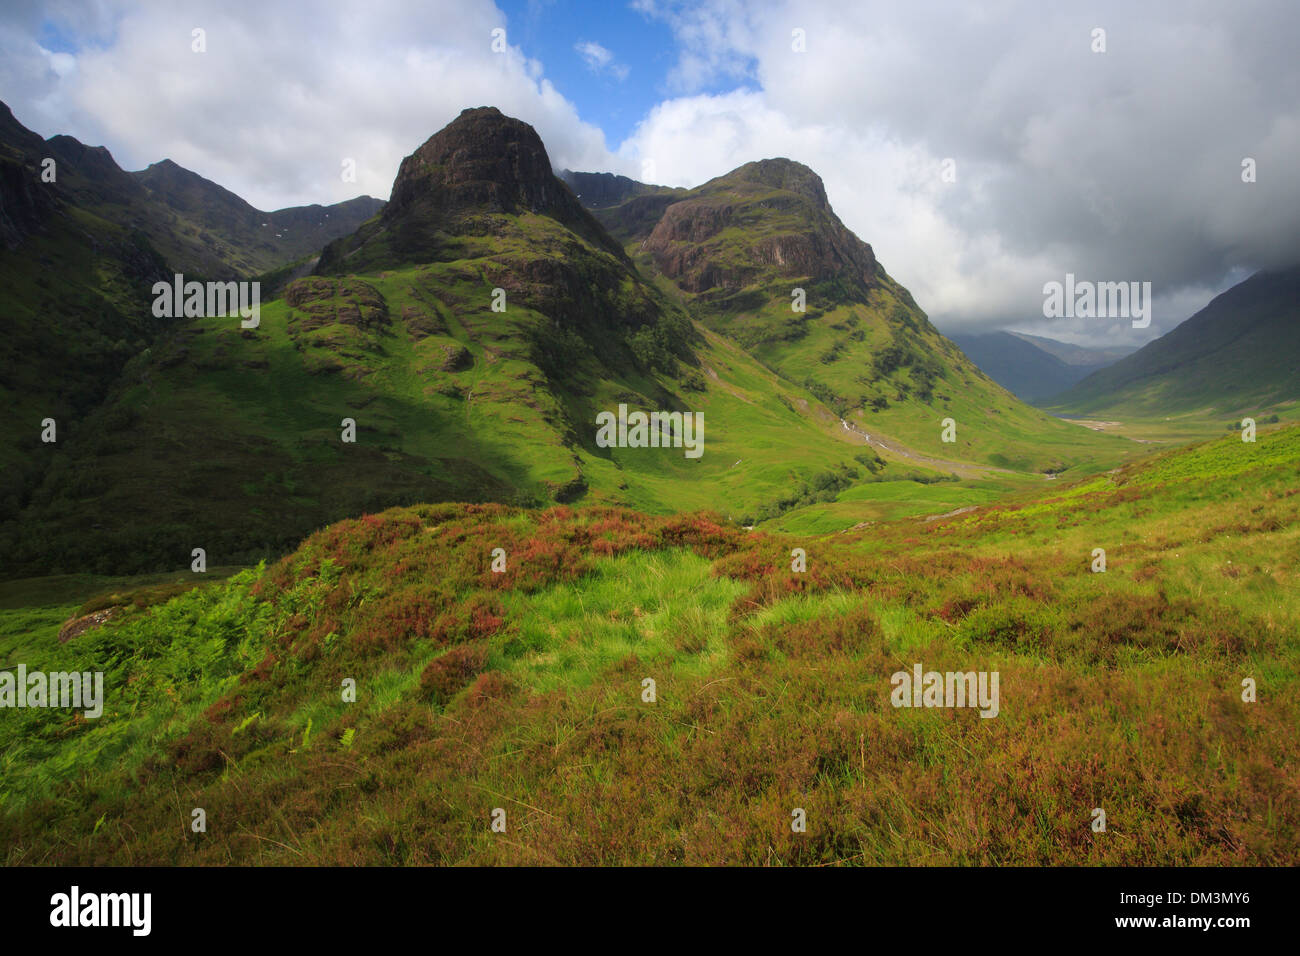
[133,158,385,277]
[559,168,685,210]
[0,105,172,521]
[0,102,59,248]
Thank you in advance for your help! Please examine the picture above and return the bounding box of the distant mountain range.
[948,331,1136,403]
[18,109,384,279]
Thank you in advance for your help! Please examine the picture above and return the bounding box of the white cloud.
[575,40,629,81]
[0,0,620,210]
[41,48,76,78]
[623,0,1300,340]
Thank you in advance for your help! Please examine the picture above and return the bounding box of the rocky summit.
[320,107,625,271]
[644,158,878,298]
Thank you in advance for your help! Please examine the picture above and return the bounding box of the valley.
[0,101,1295,868]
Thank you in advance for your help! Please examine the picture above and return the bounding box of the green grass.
[2,426,1296,865]
[498,548,746,693]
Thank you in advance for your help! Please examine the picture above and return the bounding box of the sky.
[2,0,1298,347]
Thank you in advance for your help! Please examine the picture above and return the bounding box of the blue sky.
[496,0,751,149]
[499,0,673,147]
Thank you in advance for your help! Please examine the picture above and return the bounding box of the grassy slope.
[1048,265,1300,427]
[11,199,1116,576]
[601,174,1131,477]
[0,204,170,521]
[3,424,1296,864]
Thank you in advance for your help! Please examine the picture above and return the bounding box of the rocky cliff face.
[334,106,626,269]
[315,105,695,376]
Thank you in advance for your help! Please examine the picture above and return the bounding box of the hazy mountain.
[1008,332,1136,368]
[1049,265,1300,417]
[949,331,1133,403]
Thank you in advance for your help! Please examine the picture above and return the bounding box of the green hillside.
[1050,265,1300,420]
[0,100,383,532]
[4,423,1295,864]
[587,159,1127,475]
[1,108,1131,578]
[0,104,173,523]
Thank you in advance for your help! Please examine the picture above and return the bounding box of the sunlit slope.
[2,107,1132,579]
[2,230,924,575]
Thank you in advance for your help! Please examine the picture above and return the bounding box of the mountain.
[559,168,684,209]
[1008,332,1136,369]
[0,99,385,530]
[1049,265,1300,417]
[318,107,627,271]
[0,103,61,248]
[39,127,385,280]
[949,331,1131,403]
[131,157,384,277]
[572,160,1123,474]
[2,107,1128,577]
[0,103,172,520]
[0,108,867,574]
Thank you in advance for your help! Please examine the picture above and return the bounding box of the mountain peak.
[720,158,828,208]
[322,107,627,271]
[643,156,875,296]
[137,158,192,180]
[388,107,559,213]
